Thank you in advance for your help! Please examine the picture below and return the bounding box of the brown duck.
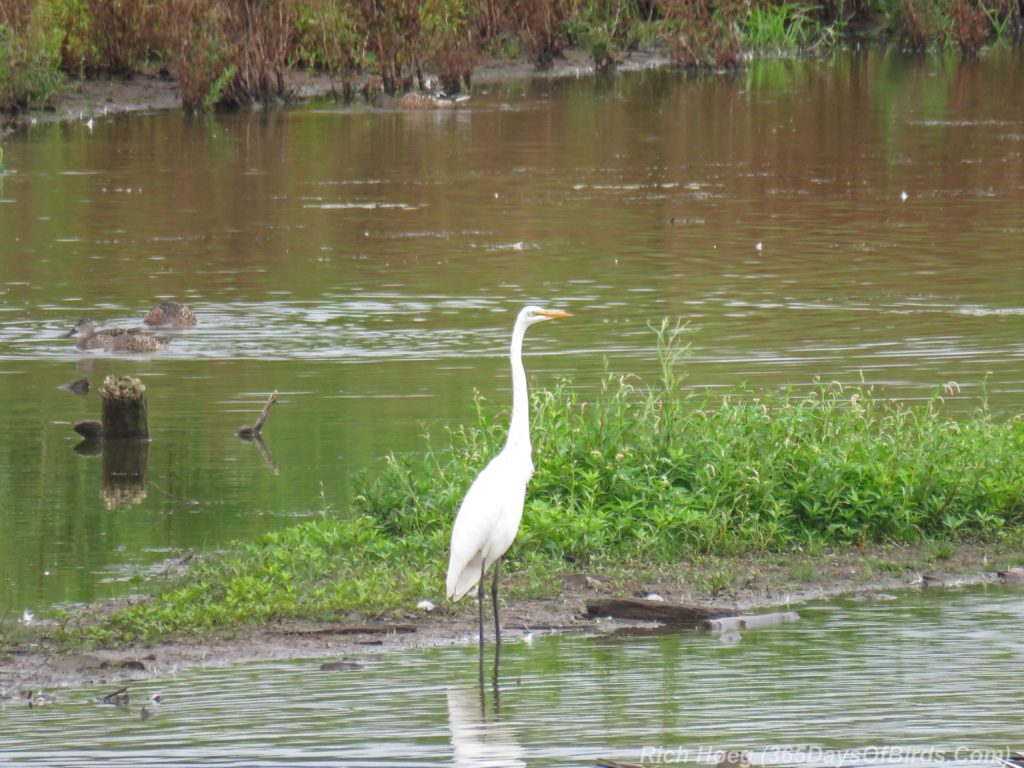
[143,301,198,327]
[65,319,170,353]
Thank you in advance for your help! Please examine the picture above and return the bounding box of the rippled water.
[1,49,1024,615]
[1,587,1021,765]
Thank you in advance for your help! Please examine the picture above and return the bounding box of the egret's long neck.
[506,319,531,453]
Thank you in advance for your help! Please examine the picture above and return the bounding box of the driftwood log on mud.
[998,567,1024,584]
[237,391,278,438]
[586,598,733,625]
[100,376,149,440]
[274,623,417,637]
[586,598,800,632]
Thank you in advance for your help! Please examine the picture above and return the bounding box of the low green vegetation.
[0,1,63,110]
[562,0,656,71]
[69,321,1024,647]
[740,2,840,52]
[1,0,1021,113]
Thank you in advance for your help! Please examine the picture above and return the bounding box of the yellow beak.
[537,309,572,319]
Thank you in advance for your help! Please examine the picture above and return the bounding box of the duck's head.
[64,319,95,338]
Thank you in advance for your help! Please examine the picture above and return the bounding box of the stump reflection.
[100,439,150,509]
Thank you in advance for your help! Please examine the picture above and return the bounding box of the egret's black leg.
[478,559,486,666]
[492,557,501,682]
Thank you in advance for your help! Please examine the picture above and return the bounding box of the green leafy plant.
[203,64,237,111]
[980,0,1017,42]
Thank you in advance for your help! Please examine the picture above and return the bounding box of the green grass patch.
[72,321,1024,646]
[738,2,845,53]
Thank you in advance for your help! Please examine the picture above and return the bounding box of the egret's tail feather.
[446,551,484,602]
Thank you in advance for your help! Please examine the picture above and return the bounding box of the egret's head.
[519,305,572,327]
[64,319,94,338]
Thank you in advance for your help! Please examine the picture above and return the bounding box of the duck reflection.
[447,684,524,768]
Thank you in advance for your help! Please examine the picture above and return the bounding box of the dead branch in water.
[237,391,278,438]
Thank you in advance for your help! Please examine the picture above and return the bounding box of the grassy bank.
[2,0,1022,113]
[64,322,1024,647]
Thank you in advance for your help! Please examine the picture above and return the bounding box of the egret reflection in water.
[447,684,524,768]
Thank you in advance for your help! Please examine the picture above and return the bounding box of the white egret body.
[445,306,570,663]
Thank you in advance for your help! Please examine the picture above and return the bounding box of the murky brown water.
[1,49,1023,615]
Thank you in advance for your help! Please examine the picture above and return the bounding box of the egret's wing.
[446,455,524,600]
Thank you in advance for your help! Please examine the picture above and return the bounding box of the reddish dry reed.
[6,0,1024,112]
[656,0,742,68]
[165,0,295,110]
[952,0,989,53]
[59,0,162,74]
[510,0,572,68]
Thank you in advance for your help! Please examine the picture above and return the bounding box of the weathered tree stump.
[67,376,151,506]
[100,376,149,440]
[585,597,733,625]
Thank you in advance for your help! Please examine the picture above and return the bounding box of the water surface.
[1,586,1020,765]
[1,49,1023,614]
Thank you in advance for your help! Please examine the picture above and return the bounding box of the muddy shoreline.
[2,543,1016,696]
[5,48,670,129]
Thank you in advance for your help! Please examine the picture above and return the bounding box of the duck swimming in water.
[65,319,170,353]
[144,301,197,327]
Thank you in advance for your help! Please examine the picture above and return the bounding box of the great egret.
[445,305,571,669]
[144,301,198,327]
